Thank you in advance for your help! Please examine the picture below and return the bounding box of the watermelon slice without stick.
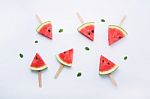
[99,55,118,86]
[54,49,74,78]
[78,22,94,41]
[36,21,52,39]
[30,53,47,88]
[108,25,127,46]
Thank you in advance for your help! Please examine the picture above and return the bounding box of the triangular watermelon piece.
[30,53,47,71]
[108,25,127,45]
[77,22,94,41]
[99,55,118,75]
[56,49,73,67]
[36,21,52,39]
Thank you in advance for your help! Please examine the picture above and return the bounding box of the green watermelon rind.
[99,65,119,75]
[77,22,94,31]
[30,65,48,71]
[109,25,128,35]
[56,55,72,67]
[36,21,51,32]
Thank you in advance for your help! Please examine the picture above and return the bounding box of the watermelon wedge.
[77,22,94,41]
[99,55,118,75]
[56,49,73,67]
[108,25,127,45]
[30,53,47,71]
[36,21,52,39]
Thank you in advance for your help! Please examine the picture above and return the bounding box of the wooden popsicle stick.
[54,64,64,79]
[108,74,117,87]
[35,14,42,24]
[38,71,42,88]
[119,16,128,35]
[119,16,126,26]
[76,12,84,24]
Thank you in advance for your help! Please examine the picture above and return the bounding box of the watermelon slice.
[56,49,73,67]
[77,22,94,41]
[36,21,52,39]
[99,55,118,75]
[30,53,47,71]
[108,25,127,45]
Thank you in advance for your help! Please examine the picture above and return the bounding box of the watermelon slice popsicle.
[99,55,118,86]
[30,53,48,88]
[54,49,74,79]
[108,16,127,46]
[76,12,95,41]
[35,14,52,39]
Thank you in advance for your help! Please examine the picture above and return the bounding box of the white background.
[0,0,150,99]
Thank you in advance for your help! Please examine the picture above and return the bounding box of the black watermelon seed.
[92,30,94,33]
[107,62,110,65]
[77,72,82,77]
[35,56,38,60]
[85,47,90,51]
[101,19,105,22]
[124,56,128,60]
[19,53,23,58]
[59,29,63,33]
[118,36,122,39]
[35,40,38,43]
[102,60,104,63]
[48,29,51,32]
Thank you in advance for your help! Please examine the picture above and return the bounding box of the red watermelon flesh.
[78,22,94,41]
[37,21,52,39]
[56,49,73,66]
[30,53,47,71]
[99,55,118,75]
[108,25,127,45]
